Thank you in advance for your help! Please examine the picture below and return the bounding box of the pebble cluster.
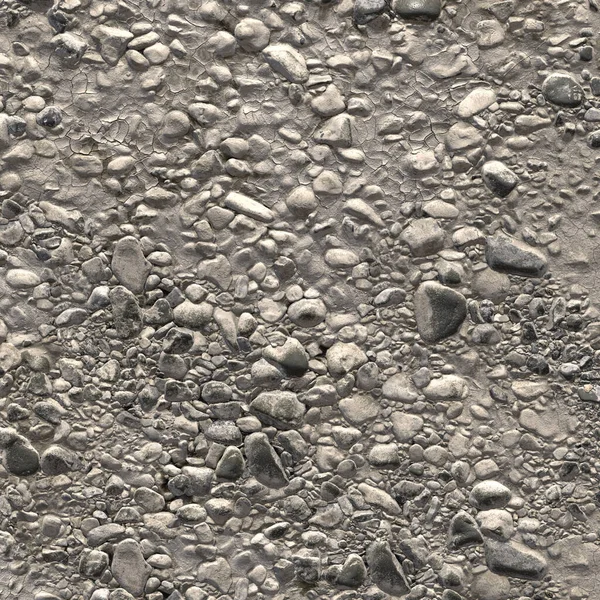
[1,0,600,599]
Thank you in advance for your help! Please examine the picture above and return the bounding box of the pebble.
[392,0,442,20]
[262,44,309,83]
[250,391,306,429]
[469,481,512,510]
[244,432,289,488]
[481,161,519,198]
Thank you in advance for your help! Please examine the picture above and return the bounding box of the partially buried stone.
[244,432,288,488]
[392,0,441,19]
[5,441,39,476]
[414,281,467,343]
[484,538,547,580]
[481,161,518,198]
[36,106,62,128]
[287,298,327,328]
[400,218,445,257]
[541,73,584,108]
[353,0,388,25]
[250,391,305,429]
[366,540,410,596]
[485,235,547,277]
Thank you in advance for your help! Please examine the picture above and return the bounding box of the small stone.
[339,394,379,425]
[401,218,445,257]
[91,25,134,66]
[311,84,346,117]
[287,298,327,327]
[263,337,309,377]
[542,72,584,107]
[285,186,318,217]
[109,286,142,338]
[172,301,213,329]
[326,342,368,377]
[336,553,367,587]
[481,161,518,198]
[262,44,309,83]
[224,191,274,223]
[215,446,245,479]
[354,0,388,24]
[392,0,442,20]
[457,88,497,118]
[36,106,62,128]
[6,269,40,288]
[40,445,82,475]
[485,235,547,277]
[469,481,512,510]
[314,114,353,148]
[414,282,467,343]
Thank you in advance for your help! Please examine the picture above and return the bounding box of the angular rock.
[337,553,367,587]
[314,114,353,148]
[111,539,152,596]
[448,511,484,550]
[481,161,518,198]
[366,540,410,596]
[401,218,445,257]
[245,432,288,488]
[485,235,547,277]
[542,73,584,108]
[250,391,305,429]
[484,538,548,580]
[262,44,309,83]
[414,281,467,343]
[91,25,134,66]
[215,446,245,479]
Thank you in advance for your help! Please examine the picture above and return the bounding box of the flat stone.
[485,235,547,277]
[484,538,548,580]
[224,191,274,223]
[111,539,152,596]
[339,394,379,425]
[111,237,150,295]
[414,281,467,343]
[457,88,497,118]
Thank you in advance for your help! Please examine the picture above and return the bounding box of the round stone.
[541,73,584,107]
[5,442,39,476]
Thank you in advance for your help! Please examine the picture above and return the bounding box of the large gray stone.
[414,281,467,343]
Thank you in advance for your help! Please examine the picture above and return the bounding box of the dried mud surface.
[1,1,600,600]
